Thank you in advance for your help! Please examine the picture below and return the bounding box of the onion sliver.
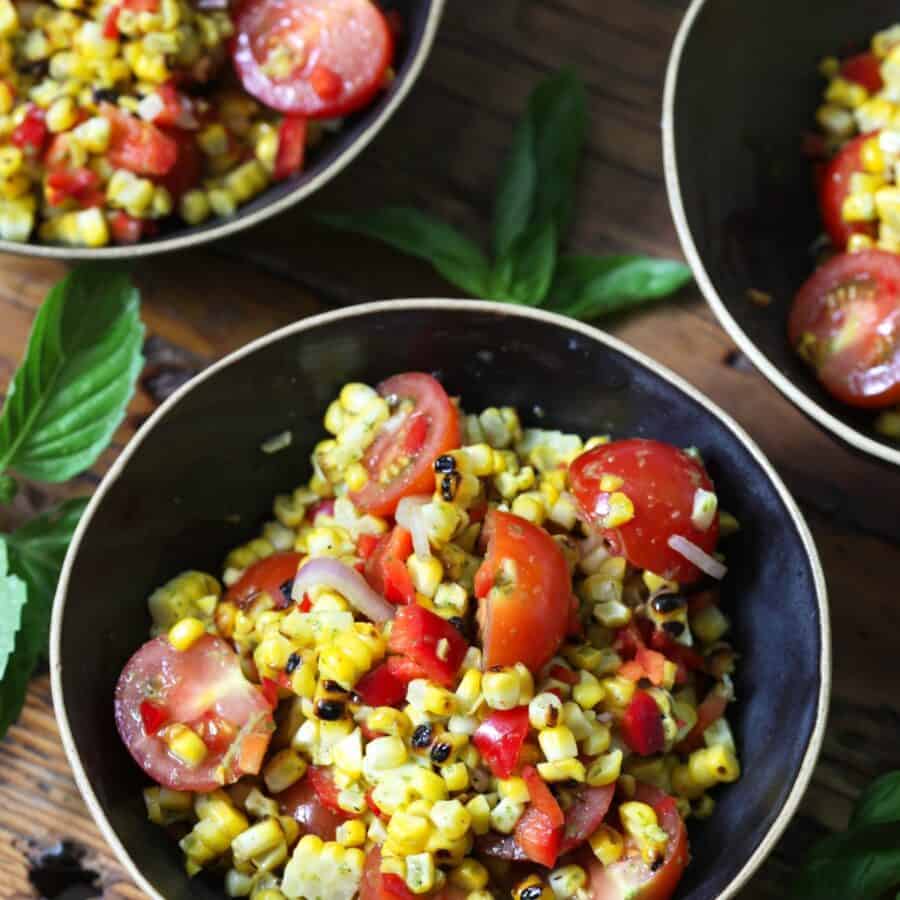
[396,495,431,559]
[667,535,727,580]
[291,557,395,623]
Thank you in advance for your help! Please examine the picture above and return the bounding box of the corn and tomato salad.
[0,0,398,247]
[115,372,742,900]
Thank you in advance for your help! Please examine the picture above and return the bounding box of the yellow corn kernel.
[450,858,489,891]
[589,823,625,866]
[848,233,876,253]
[620,802,669,864]
[482,669,520,710]
[465,794,491,836]
[208,187,236,217]
[825,76,869,109]
[816,102,856,137]
[861,135,886,174]
[497,777,530,805]
[529,692,563,730]
[224,159,269,204]
[164,723,208,767]
[573,671,604,710]
[179,188,211,225]
[585,749,623,787]
[334,818,366,848]
[843,192,877,222]
[537,759,585,783]
[168,616,206,652]
[548,864,588,899]
[490,797,525,834]
[0,145,21,178]
[405,852,436,895]
[441,762,469,793]
[386,812,431,855]
[511,491,546,524]
[263,749,307,794]
[538,725,578,762]
[689,745,741,787]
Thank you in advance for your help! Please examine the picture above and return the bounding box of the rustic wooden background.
[2,1,899,897]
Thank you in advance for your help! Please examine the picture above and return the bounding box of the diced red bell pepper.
[261,677,280,709]
[365,788,389,821]
[472,707,530,779]
[273,115,307,181]
[618,647,669,687]
[402,413,428,455]
[354,662,409,708]
[841,51,884,94]
[385,654,427,683]
[308,766,350,819]
[388,604,468,688]
[365,527,415,605]
[123,0,159,11]
[45,167,101,207]
[152,127,202,200]
[101,103,177,176]
[650,630,705,673]
[357,533,380,561]
[515,765,564,868]
[139,699,169,736]
[621,690,665,756]
[12,105,47,154]
[153,82,198,130]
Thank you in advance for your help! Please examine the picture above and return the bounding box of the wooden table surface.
[1,1,899,897]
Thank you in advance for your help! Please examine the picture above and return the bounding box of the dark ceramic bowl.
[663,0,900,466]
[50,301,829,900]
[10,1,443,260]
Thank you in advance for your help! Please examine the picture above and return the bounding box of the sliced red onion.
[395,495,431,559]
[667,535,728,580]
[291,558,395,623]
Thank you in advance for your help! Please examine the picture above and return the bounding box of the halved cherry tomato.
[353,661,408,708]
[472,707,530,779]
[351,373,461,517]
[474,510,572,672]
[11,105,47,154]
[817,132,877,250]
[108,211,145,245]
[277,776,345,840]
[152,82,198,129]
[308,765,351,818]
[153,127,203,200]
[388,604,468,688]
[224,551,302,610]
[841,52,883,93]
[231,0,394,118]
[101,103,177,176]
[385,654,428,684]
[365,527,415,604]
[558,784,615,855]
[515,765,565,868]
[357,532,380,561]
[789,249,900,407]
[273,115,307,180]
[45,167,101,207]
[620,690,665,756]
[360,847,416,900]
[570,440,719,584]
[587,785,689,900]
[114,635,274,791]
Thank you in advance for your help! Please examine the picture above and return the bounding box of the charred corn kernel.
[513,874,552,900]
[589,824,625,865]
[442,762,469,793]
[465,794,491,835]
[619,802,669,864]
[585,749,623,787]
[497,776,530,804]
[529,692,563,729]
[164,724,208,767]
[386,812,431,854]
[281,836,364,900]
[450,859,489,891]
[691,605,729,644]
[429,799,471,840]
[548,864,587,899]
[817,102,855,136]
[168,616,206,651]
[573,671,604,709]
[454,668,482,714]
[489,797,524,834]
[407,554,443,597]
[209,187,236,217]
[0,145,20,177]
[405,852,436,894]
[262,749,307,794]
[180,188,211,225]
[593,599,631,628]
[482,669,520,710]
[537,758,585,783]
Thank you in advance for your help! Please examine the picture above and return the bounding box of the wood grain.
[1,1,899,897]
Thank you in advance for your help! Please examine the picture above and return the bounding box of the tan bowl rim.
[50,298,831,900]
[2,0,445,260]
[661,0,900,468]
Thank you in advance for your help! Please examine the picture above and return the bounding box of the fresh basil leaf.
[0,475,16,504]
[315,207,492,297]
[547,254,693,319]
[851,773,900,829]
[0,539,27,681]
[492,68,586,258]
[0,265,144,483]
[491,219,557,305]
[5,497,87,658]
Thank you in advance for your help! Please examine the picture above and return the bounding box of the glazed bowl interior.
[10,0,442,260]
[664,0,900,466]
[52,302,828,900]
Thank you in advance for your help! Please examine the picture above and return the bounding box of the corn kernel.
[168,616,206,651]
[585,749,623,787]
[164,723,208,767]
[537,758,585,783]
[589,823,625,865]
[450,859,489,891]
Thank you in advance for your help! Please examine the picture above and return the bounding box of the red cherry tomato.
[841,52,883,93]
[353,661,409,708]
[789,249,900,407]
[558,784,616,855]
[273,115,307,180]
[231,0,394,117]
[114,635,274,791]
[152,127,203,200]
[818,132,878,250]
[360,847,467,900]
[152,82,198,129]
[45,167,101,207]
[514,765,565,868]
[101,103,177,176]
[570,439,719,584]
[474,510,571,673]
[224,551,303,610]
[385,654,428,684]
[472,707,530,779]
[307,765,351,817]
[621,690,666,756]
[388,604,468,688]
[276,776,345,840]
[108,211,145,245]
[11,105,47,154]
[365,527,415,604]
[587,785,689,900]
[351,373,461,517]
